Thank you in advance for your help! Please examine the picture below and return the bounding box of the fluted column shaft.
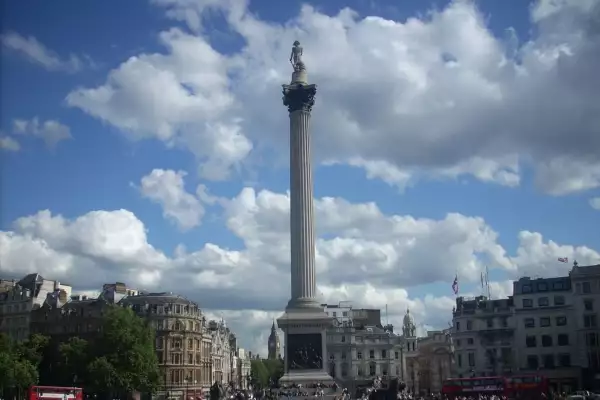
[290,109,316,302]
[282,83,318,309]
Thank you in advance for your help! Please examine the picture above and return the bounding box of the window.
[556,316,567,326]
[357,351,363,359]
[501,317,508,328]
[584,299,594,311]
[526,336,537,347]
[558,334,569,346]
[333,312,337,317]
[543,354,555,369]
[369,362,376,376]
[467,338,474,345]
[554,296,565,306]
[455,321,460,331]
[369,350,375,359]
[558,354,571,367]
[467,321,473,330]
[584,315,598,328]
[381,350,387,359]
[538,282,548,291]
[457,354,462,367]
[456,339,461,346]
[341,336,346,343]
[343,311,348,317]
[522,284,532,293]
[524,318,535,328]
[553,281,565,290]
[468,352,475,367]
[540,317,551,327]
[541,335,553,347]
[527,355,538,369]
[395,351,399,359]
[586,332,598,346]
[538,297,549,307]
[486,319,493,328]
[341,351,347,360]
[523,299,533,308]
[583,282,592,293]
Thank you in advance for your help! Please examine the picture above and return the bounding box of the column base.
[277,307,334,386]
[286,297,322,310]
[279,370,335,385]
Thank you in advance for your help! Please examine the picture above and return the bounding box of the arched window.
[369,361,377,376]
[174,320,183,331]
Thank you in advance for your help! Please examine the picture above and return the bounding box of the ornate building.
[209,319,236,385]
[267,320,281,360]
[414,330,454,394]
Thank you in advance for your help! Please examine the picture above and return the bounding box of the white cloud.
[590,197,600,210]
[12,117,72,149]
[138,169,207,231]
[0,136,20,152]
[64,0,600,193]
[1,32,90,73]
[2,185,599,354]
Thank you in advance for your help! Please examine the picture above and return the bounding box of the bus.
[505,375,549,399]
[441,376,505,398]
[27,386,84,400]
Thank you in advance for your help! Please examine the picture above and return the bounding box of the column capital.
[282,83,317,113]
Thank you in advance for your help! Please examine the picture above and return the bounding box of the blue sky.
[2,0,600,353]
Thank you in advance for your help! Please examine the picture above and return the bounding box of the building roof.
[119,292,197,306]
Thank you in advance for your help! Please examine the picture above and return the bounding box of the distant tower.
[403,308,418,352]
[268,320,281,359]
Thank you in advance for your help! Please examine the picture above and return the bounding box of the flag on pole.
[480,271,485,288]
[452,275,459,295]
[558,257,568,263]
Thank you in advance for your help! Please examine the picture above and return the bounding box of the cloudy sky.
[1,0,600,356]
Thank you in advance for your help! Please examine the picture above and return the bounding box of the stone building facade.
[0,274,72,342]
[19,276,243,398]
[237,348,252,389]
[413,329,454,394]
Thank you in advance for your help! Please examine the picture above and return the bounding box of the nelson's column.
[277,41,334,384]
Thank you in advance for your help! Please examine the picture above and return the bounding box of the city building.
[570,263,600,389]
[120,290,213,399]
[451,262,600,392]
[237,348,252,389]
[323,303,406,390]
[267,320,281,359]
[414,329,454,394]
[0,274,72,342]
[513,276,578,391]
[452,295,514,378]
[208,319,236,386]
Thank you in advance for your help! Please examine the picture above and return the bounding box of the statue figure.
[289,40,305,71]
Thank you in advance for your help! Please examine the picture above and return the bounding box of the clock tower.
[267,320,281,359]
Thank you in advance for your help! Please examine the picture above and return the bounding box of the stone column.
[283,82,318,309]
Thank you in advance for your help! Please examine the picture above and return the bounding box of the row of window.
[331,350,402,360]
[524,316,567,328]
[455,319,508,331]
[522,295,565,308]
[156,351,211,365]
[526,354,571,369]
[525,334,570,348]
[521,281,568,293]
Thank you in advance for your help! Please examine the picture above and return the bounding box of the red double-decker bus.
[442,376,505,398]
[505,375,549,399]
[27,386,83,400]
[442,375,548,399]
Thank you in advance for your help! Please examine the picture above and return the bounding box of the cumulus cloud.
[137,169,208,230]
[1,32,93,73]
[0,136,20,152]
[2,184,599,353]
[63,0,600,193]
[12,117,72,149]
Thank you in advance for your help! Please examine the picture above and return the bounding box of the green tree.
[250,359,269,388]
[262,358,284,383]
[59,337,89,386]
[87,305,160,395]
[0,333,39,396]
